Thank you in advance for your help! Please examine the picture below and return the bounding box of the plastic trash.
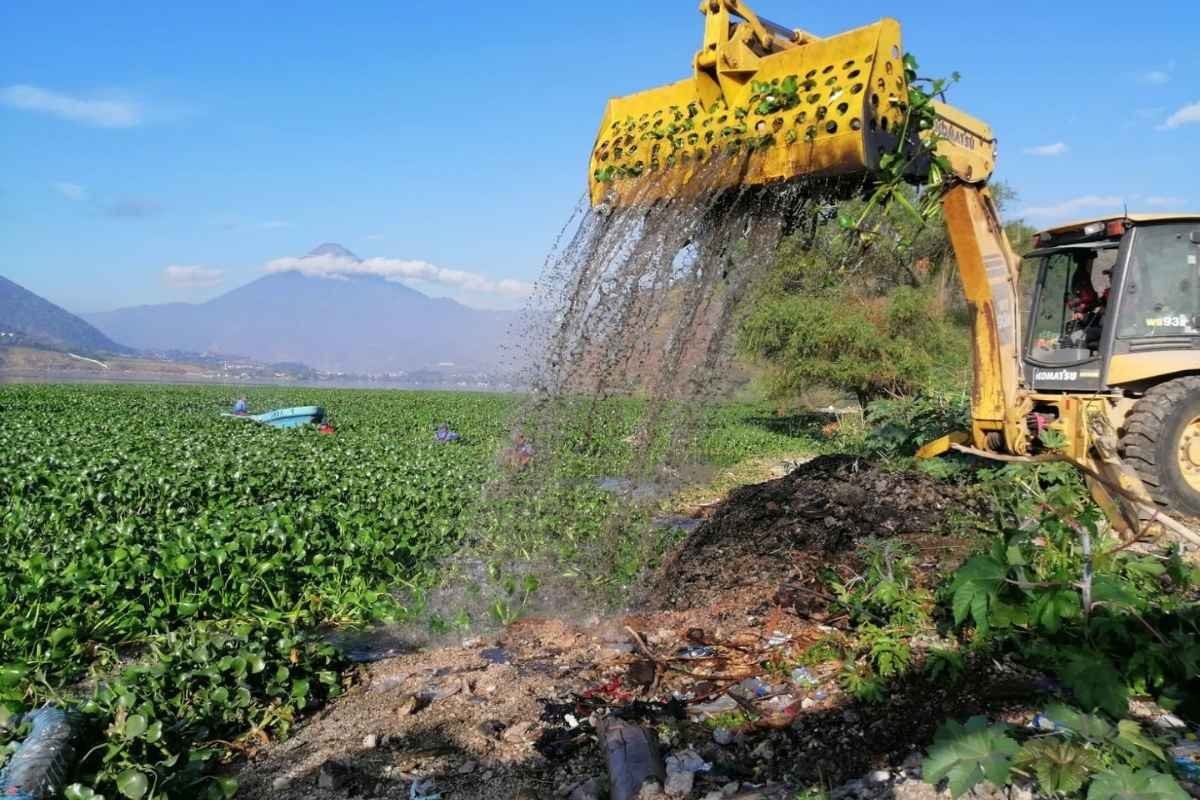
[665,749,711,775]
[1029,712,1062,732]
[767,631,791,647]
[0,707,77,800]
[790,667,818,686]
[599,718,665,800]
[676,645,717,659]
[1171,743,1200,781]
[688,695,739,717]
[735,678,770,699]
[409,778,442,800]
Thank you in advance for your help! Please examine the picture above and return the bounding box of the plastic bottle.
[0,707,77,800]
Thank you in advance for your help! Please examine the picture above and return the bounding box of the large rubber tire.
[1121,376,1200,518]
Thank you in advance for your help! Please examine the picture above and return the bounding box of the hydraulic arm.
[587,0,1168,534]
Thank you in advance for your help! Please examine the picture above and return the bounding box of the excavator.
[588,1,1200,536]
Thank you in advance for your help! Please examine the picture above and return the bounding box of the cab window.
[1023,247,1112,364]
[1118,223,1200,339]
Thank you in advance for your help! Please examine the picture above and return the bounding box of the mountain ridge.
[83,244,519,373]
[0,274,131,355]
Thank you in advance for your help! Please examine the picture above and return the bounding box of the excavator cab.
[1021,216,1200,394]
[1021,224,1123,392]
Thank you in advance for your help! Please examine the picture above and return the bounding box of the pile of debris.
[645,455,971,612]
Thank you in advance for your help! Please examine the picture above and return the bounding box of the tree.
[737,185,985,406]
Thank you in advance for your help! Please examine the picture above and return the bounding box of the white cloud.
[1019,195,1124,222]
[162,265,225,290]
[1160,101,1200,130]
[264,253,533,298]
[1023,142,1069,157]
[53,181,86,201]
[0,84,142,128]
[1142,195,1185,208]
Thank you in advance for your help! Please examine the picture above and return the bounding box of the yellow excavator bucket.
[589,7,911,208]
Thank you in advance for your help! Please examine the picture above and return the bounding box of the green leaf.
[950,555,1007,633]
[1115,720,1165,765]
[1059,653,1128,717]
[1087,766,1187,800]
[65,785,105,800]
[116,769,149,800]
[923,717,1019,797]
[124,714,148,738]
[1016,739,1100,795]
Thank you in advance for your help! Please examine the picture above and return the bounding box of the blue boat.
[225,406,325,429]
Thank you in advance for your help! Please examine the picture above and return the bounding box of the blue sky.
[2,0,1196,313]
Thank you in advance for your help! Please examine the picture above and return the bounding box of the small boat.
[224,406,325,429]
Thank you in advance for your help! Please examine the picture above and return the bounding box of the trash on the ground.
[766,631,791,647]
[761,694,796,714]
[1030,712,1061,732]
[734,677,770,699]
[480,647,513,665]
[565,713,580,729]
[409,778,441,800]
[688,695,739,717]
[1154,713,1187,730]
[1171,742,1200,781]
[665,749,711,775]
[0,706,78,800]
[599,718,666,800]
[676,645,719,659]
[790,667,817,686]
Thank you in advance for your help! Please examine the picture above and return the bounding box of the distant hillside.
[0,274,130,354]
[84,245,519,374]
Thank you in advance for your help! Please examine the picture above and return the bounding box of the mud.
[645,455,974,612]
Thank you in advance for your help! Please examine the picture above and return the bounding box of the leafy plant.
[1086,767,1188,800]
[923,717,1020,797]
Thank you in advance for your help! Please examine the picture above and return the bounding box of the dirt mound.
[646,455,969,611]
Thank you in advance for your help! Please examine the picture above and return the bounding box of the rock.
[702,793,725,800]
[568,777,605,800]
[318,760,351,791]
[722,783,740,797]
[362,733,379,749]
[271,776,291,791]
[868,770,891,784]
[504,721,536,742]
[664,770,695,797]
[1007,785,1034,800]
[479,719,507,739]
[749,740,774,762]
[458,760,477,775]
[842,710,860,723]
[713,727,734,746]
[640,780,665,798]
[967,782,1007,800]
[894,779,948,800]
